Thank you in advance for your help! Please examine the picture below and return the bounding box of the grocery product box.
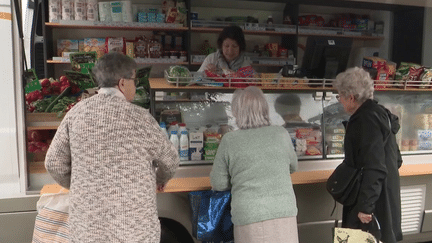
[204,137,218,160]
[418,130,432,141]
[362,56,386,70]
[83,38,106,58]
[57,39,79,57]
[189,132,204,147]
[189,132,204,160]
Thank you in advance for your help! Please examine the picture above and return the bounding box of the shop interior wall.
[423,7,432,67]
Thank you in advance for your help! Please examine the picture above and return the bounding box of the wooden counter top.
[40,163,432,195]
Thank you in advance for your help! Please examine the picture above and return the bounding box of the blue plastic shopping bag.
[189,190,234,242]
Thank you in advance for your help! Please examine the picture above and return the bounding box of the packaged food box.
[105,37,125,54]
[189,132,204,148]
[189,131,204,160]
[328,148,344,154]
[204,139,218,160]
[419,141,432,150]
[328,141,344,148]
[57,39,79,57]
[326,128,345,134]
[362,56,387,70]
[189,147,204,160]
[260,73,278,87]
[160,109,182,125]
[279,78,307,88]
[83,38,106,58]
[418,130,432,141]
[326,134,344,142]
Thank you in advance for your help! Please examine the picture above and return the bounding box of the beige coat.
[45,93,179,243]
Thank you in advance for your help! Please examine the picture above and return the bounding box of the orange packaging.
[260,73,278,87]
[279,78,307,88]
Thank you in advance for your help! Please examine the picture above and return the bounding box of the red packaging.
[224,66,257,88]
[362,57,387,71]
[375,67,391,89]
[408,66,424,81]
[296,128,314,139]
[406,66,424,88]
[265,43,278,57]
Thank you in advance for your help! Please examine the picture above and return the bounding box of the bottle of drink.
[179,130,189,161]
[170,130,179,153]
[160,122,169,139]
[178,123,187,138]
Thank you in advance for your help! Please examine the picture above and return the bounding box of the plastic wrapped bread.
[86,0,98,21]
[49,0,62,22]
[121,0,133,22]
[61,0,74,20]
[74,0,86,20]
[98,2,111,22]
[110,2,123,22]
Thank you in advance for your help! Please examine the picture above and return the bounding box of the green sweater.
[210,125,298,226]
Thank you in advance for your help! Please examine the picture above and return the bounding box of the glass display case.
[151,78,432,164]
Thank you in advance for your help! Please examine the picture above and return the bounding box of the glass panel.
[322,93,350,159]
[155,91,325,160]
[375,92,432,154]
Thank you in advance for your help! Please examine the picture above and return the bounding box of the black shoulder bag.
[326,162,363,206]
[327,115,392,207]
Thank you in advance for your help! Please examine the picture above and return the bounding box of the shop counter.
[40,162,432,194]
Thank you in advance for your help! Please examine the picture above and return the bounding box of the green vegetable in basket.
[132,87,150,109]
[167,66,191,86]
[32,96,58,112]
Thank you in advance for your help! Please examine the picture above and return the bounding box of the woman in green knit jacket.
[210,86,299,243]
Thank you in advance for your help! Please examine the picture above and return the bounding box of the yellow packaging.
[260,73,278,87]
[126,41,134,59]
[280,78,307,88]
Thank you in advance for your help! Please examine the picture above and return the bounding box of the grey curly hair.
[91,52,137,88]
[333,67,374,103]
[231,86,271,130]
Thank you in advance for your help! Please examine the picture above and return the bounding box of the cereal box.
[83,38,106,58]
[362,56,386,70]
[57,39,79,57]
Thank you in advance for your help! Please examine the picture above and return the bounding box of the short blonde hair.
[231,86,271,130]
[333,67,374,103]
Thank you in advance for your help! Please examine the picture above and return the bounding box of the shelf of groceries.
[44,19,385,40]
[155,72,432,91]
[190,20,384,40]
[45,20,188,31]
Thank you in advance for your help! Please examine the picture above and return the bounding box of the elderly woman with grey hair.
[210,86,299,243]
[45,52,180,243]
[332,67,403,243]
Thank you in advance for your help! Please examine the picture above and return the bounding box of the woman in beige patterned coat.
[45,52,180,243]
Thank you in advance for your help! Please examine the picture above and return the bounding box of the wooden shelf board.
[191,27,296,36]
[45,22,188,31]
[47,60,189,65]
[29,161,47,174]
[298,32,384,40]
[150,78,334,91]
[26,113,62,130]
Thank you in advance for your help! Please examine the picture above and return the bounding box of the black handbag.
[326,162,363,206]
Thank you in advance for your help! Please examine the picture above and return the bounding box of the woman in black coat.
[333,67,403,243]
